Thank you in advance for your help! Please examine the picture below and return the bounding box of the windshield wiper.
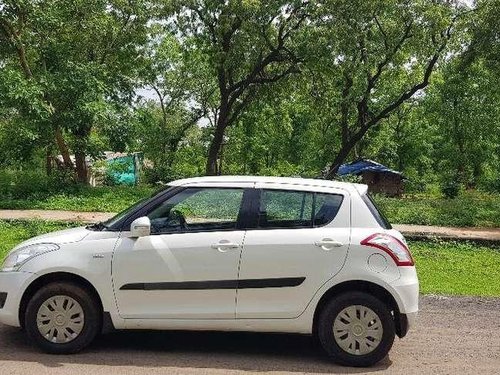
[86,221,108,231]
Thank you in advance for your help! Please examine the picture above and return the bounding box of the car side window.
[147,187,244,234]
[258,190,314,229]
[257,189,344,229]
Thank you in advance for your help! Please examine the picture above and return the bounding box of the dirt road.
[0,295,498,375]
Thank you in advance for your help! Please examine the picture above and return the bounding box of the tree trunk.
[54,126,74,169]
[206,113,228,176]
[324,141,355,179]
[45,146,53,176]
[75,150,88,184]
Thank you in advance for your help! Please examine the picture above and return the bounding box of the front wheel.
[316,292,395,367]
[24,282,101,354]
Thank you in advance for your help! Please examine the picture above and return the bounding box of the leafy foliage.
[0,170,154,212]
[0,0,499,201]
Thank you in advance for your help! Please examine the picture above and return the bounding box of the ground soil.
[0,295,498,375]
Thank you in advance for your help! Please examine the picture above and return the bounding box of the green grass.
[1,220,499,297]
[374,191,500,227]
[0,220,76,259]
[410,240,500,296]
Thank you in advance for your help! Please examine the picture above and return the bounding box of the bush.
[0,169,79,199]
[142,165,187,185]
[441,180,460,199]
[374,190,500,227]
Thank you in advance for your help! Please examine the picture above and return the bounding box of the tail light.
[361,233,414,266]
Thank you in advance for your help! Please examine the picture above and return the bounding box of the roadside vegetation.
[1,174,499,228]
[1,1,499,201]
[0,183,154,213]
[412,240,500,297]
[0,169,155,212]
[0,220,498,297]
[0,220,75,258]
[375,191,500,228]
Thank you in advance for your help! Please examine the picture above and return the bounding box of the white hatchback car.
[0,176,418,367]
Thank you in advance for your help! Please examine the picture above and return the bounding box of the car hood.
[12,226,91,251]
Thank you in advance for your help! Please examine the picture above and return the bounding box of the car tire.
[316,291,395,367]
[25,282,101,354]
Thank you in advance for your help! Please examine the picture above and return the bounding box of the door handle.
[315,238,343,249]
[211,240,240,252]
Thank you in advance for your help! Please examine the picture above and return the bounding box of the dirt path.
[1,209,499,242]
[0,295,498,374]
[394,224,500,242]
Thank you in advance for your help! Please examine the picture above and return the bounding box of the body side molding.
[120,277,306,291]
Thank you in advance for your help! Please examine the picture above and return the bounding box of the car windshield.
[101,198,149,230]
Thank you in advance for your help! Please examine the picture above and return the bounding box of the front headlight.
[1,243,60,272]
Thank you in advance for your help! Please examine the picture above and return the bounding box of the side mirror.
[130,216,151,237]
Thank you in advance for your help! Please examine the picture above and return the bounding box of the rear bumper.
[389,267,419,314]
[406,311,418,329]
[0,292,7,308]
[389,267,418,338]
[396,311,417,338]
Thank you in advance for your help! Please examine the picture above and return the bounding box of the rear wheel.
[316,292,395,367]
[25,282,101,354]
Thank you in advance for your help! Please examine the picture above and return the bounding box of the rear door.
[236,184,350,319]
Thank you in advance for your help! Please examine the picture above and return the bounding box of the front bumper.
[0,271,35,327]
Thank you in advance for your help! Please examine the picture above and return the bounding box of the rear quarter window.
[362,194,392,229]
[314,193,344,226]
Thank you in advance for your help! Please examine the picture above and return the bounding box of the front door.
[112,186,248,319]
[236,184,350,319]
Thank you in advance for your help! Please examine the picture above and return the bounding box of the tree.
[304,0,466,178]
[425,60,500,188]
[137,32,213,173]
[463,0,500,71]
[0,0,152,182]
[169,0,312,175]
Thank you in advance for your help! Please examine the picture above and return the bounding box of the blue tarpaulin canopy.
[337,159,404,177]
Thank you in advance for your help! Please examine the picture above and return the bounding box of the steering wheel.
[150,209,189,233]
[169,209,189,230]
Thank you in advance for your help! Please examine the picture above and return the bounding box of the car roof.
[168,175,366,195]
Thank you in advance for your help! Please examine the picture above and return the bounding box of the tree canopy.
[1,0,499,193]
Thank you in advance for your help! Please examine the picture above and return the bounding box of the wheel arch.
[312,280,406,338]
[19,272,104,329]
